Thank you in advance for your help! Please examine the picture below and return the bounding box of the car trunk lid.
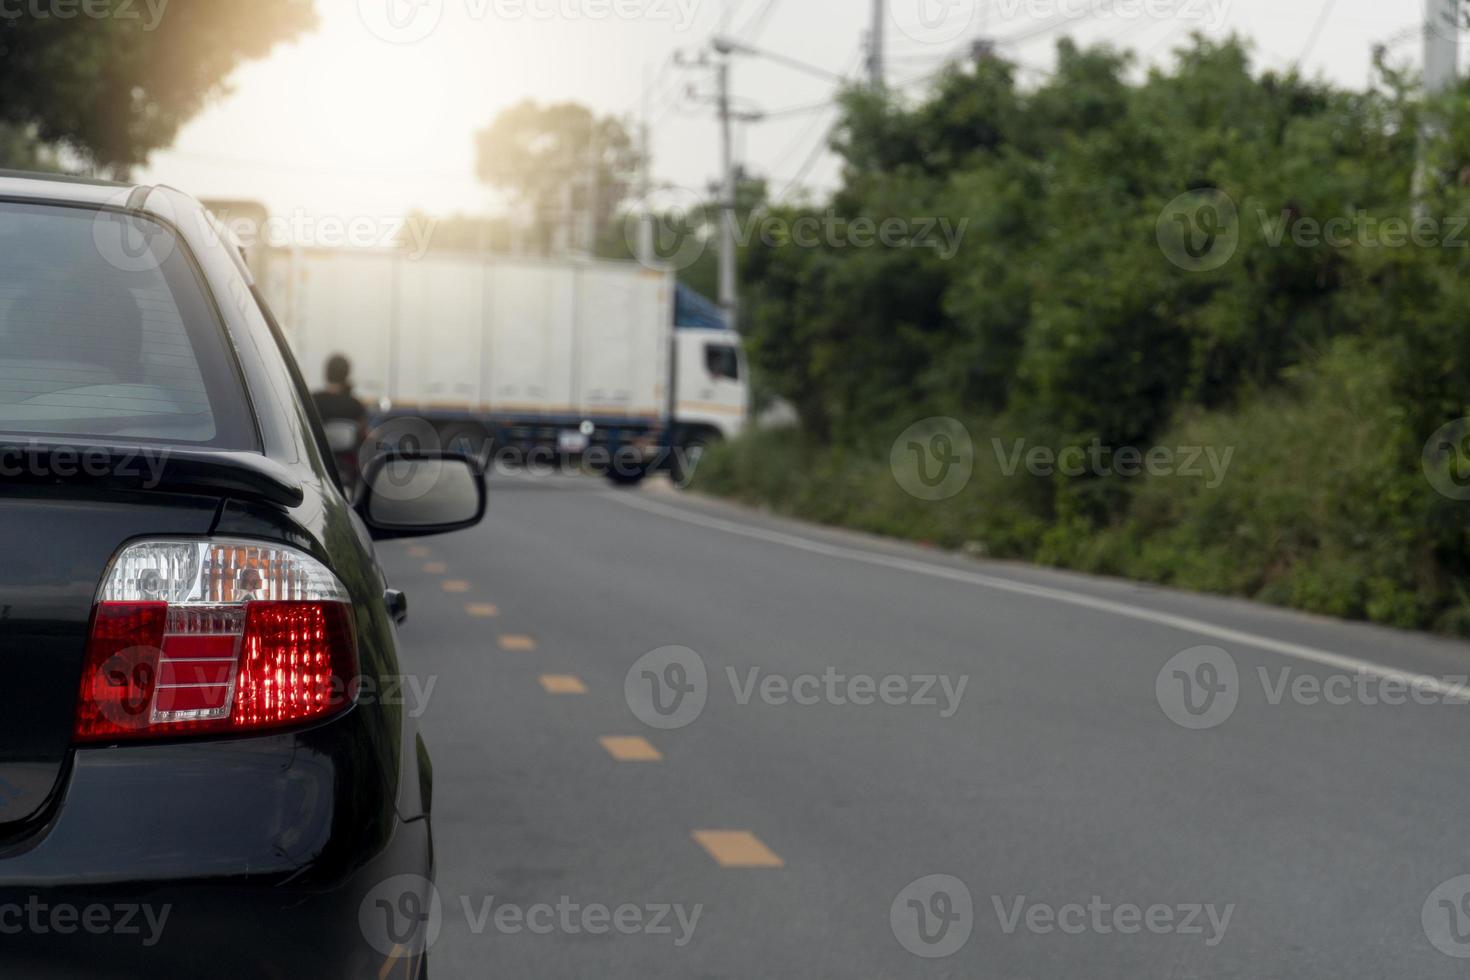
[0,489,219,830]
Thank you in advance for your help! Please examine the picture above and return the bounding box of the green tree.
[0,0,316,174]
[474,101,642,254]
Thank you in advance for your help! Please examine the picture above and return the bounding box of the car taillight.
[74,539,358,742]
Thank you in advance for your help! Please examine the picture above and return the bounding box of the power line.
[759,96,841,120]
[1295,0,1339,70]
[775,118,840,201]
[766,104,840,174]
[995,0,1120,47]
[735,0,782,43]
[719,0,750,33]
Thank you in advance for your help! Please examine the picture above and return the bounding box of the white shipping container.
[260,249,672,424]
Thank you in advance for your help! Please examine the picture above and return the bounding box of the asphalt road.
[379,471,1470,979]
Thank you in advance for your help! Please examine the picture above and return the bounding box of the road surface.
[379,471,1470,978]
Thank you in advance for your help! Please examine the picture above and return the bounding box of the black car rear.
[0,173,483,978]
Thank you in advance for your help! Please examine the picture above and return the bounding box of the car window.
[0,201,255,448]
[705,343,740,381]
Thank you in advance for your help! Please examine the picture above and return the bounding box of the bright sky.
[135,0,1431,234]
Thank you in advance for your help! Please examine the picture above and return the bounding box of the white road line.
[603,490,1470,700]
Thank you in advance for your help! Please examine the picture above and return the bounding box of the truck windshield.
[0,201,254,448]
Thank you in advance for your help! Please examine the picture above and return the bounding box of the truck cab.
[673,326,748,446]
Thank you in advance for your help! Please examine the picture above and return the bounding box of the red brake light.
[74,540,358,742]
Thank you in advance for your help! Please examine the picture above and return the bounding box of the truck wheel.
[671,436,714,488]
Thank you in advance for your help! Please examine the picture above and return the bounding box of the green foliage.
[708,35,1470,634]
[0,0,316,173]
[474,101,642,254]
[0,123,62,172]
[1087,340,1451,628]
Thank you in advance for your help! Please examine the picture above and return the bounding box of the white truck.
[254,247,748,484]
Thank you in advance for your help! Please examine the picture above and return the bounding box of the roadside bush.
[708,36,1470,635]
[1089,340,1458,629]
[695,340,1470,635]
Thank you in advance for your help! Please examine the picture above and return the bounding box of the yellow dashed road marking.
[423,561,447,574]
[407,546,430,559]
[441,580,471,593]
[377,944,405,980]
[692,831,784,868]
[600,736,662,761]
[540,674,587,694]
[465,603,499,618]
[498,634,536,651]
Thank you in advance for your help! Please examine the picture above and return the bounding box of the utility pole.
[636,67,655,266]
[674,45,740,329]
[582,122,600,255]
[868,0,885,90]
[1426,0,1459,95]
[712,44,739,332]
[1418,0,1459,210]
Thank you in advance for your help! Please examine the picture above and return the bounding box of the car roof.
[0,169,139,207]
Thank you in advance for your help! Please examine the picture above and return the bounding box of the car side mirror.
[357,450,486,540]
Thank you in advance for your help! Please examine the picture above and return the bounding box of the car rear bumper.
[0,717,431,979]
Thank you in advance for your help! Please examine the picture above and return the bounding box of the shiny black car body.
[0,171,482,979]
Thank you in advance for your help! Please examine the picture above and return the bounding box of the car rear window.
[0,201,255,448]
